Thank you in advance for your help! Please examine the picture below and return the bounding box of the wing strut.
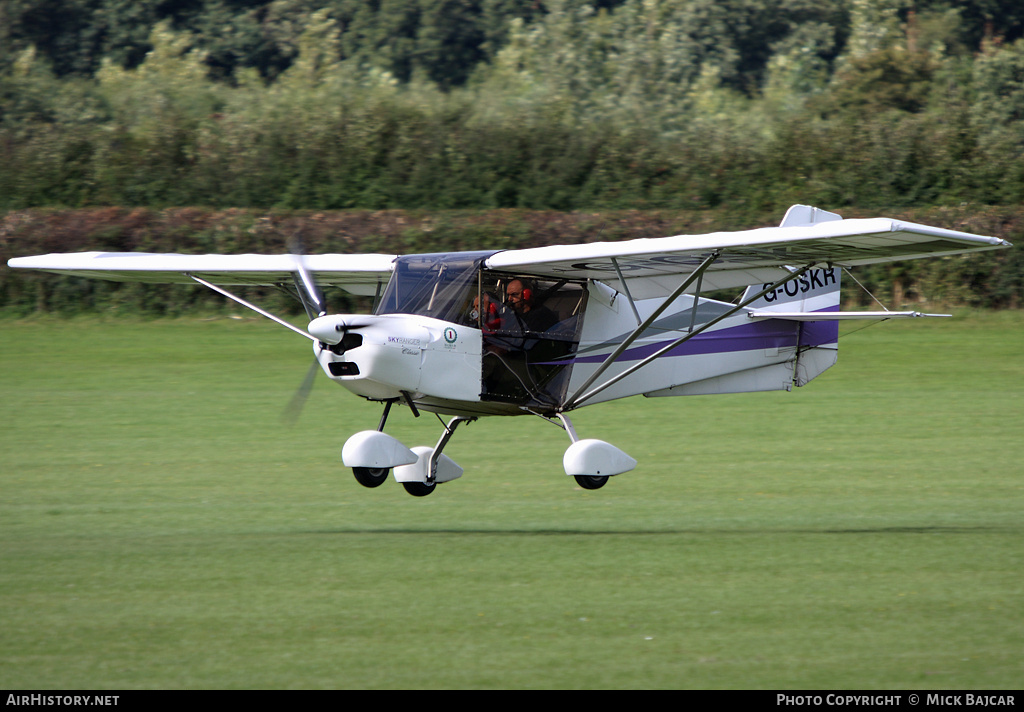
[188,274,318,342]
[610,257,643,326]
[562,251,721,410]
[562,263,816,411]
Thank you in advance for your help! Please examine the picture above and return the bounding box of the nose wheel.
[402,481,436,497]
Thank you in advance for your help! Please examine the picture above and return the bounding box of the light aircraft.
[8,205,1011,496]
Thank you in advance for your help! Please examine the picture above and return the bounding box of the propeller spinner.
[307,315,370,346]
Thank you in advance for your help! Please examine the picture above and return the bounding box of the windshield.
[375,251,495,323]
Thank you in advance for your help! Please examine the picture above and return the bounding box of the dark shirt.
[519,304,558,334]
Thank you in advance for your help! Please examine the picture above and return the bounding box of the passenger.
[472,291,523,398]
[470,292,502,333]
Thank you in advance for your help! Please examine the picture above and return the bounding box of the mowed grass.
[1,312,1021,689]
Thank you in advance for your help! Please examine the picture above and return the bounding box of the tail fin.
[742,203,843,316]
[742,267,841,315]
[778,204,843,228]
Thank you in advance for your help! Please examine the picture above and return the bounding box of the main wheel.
[353,467,390,488]
[402,481,436,497]
[574,474,608,490]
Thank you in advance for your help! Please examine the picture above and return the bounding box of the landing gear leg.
[395,416,476,497]
[426,416,474,486]
[377,398,397,431]
[557,413,607,490]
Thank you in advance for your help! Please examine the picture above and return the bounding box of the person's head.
[471,292,503,331]
[506,279,532,313]
[471,292,500,324]
[471,292,491,318]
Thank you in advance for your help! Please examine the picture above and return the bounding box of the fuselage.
[307,252,842,417]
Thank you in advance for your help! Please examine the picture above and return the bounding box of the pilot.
[501,278,568,405]
[506,278,558,334]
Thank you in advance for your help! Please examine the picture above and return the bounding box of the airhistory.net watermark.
[6,696,119,707]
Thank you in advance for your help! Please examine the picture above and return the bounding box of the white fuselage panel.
[319,315,482,403]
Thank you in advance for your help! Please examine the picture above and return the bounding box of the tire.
[573,474,608,490]
[402,481,436,497]
[353,467,390,488]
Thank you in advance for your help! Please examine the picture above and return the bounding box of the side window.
[478,273,587,408]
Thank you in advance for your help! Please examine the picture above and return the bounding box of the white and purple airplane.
[9,205,1010,496]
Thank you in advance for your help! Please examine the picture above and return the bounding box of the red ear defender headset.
[509,279,534,304]
[483,300,501,332]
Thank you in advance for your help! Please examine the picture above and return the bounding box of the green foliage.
[0,1,1023,226]
[1,2,1021,317]
[828,45,938,113]
[2,206,1020,316]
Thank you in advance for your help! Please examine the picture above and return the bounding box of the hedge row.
[2,205,1019,317]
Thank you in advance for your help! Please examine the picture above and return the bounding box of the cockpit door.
[476,272,588,408]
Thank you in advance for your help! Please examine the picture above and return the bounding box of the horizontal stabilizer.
[748,311,950,321]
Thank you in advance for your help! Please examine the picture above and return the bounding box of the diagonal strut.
[563,263,816,411]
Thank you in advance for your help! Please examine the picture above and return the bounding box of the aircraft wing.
[485,215,1011,299]
[6,252,397,296]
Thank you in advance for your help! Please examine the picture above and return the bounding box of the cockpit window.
[375,251,495,322]
[377,252,591,410]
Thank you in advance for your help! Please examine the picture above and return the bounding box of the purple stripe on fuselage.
[561,307,839,366]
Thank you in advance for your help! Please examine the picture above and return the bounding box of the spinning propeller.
[282,357,322,426]
[289,235,370,344]
[282,237,369,424]
[289,235,327,321]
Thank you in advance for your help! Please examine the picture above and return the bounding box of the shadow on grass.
[293,524,1012,536]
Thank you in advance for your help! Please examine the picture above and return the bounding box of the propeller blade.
[288,234,327,320]
[281,357,321,426]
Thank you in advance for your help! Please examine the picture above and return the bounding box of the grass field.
[1,312,1021,689]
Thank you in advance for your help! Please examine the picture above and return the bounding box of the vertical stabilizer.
[779,204,844,227]
[742,267,841,315]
